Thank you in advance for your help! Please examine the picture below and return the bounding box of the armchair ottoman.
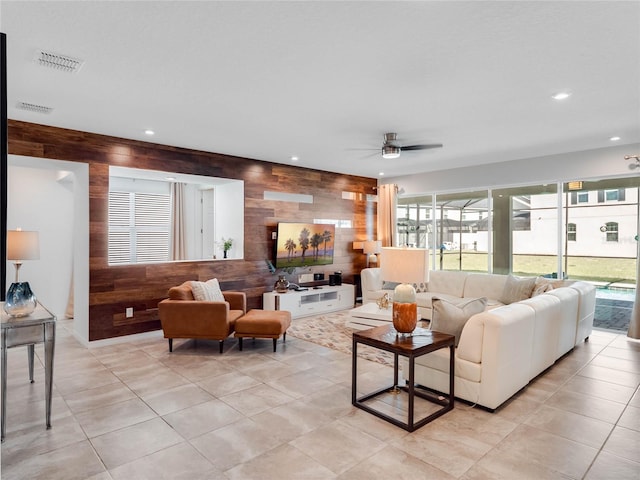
[235,309,291,352]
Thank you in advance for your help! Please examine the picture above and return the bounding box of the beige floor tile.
[585,451,640,480]
[618,405,640,432]
[489,424,598,479]
[562,374,636,404]
[225,443,337,479]
[162,398,244,439]
[305,383,356,420]
[463,449,576,480]
[190,417,285,471]
[266,369,336,399]
[589,353,640,375]
[0,439,106,480]
[1,415,88,468]
[391,414,501,478]
[75,397,157,438]
[578,363,640,389]
[53,368,120,396]
[197,371,262,397]
[219,383,295,416]
[123,368,190,397]
[545,389,626,424]
[630,389,640,408]
[602,425,640,463]
[160,355,235,382]
[337,408,410,443]
[90,417,183,470]
[600,344,640,362]
[64,381,137,414]
[239,357,306,382]
[250,398,336,442]
[290,419,386,474]
[141,382,214,416]
[339,445,455,480]
[3,394,72,437]
[109,442,220,479]
[524,404,614,448]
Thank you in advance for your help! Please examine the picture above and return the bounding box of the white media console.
[263,284,355,319]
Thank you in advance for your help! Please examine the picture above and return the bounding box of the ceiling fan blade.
[401,144,443,151]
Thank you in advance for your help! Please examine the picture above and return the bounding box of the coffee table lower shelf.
[351,325,455,432]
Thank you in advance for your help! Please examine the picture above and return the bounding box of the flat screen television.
[274,222,335,269]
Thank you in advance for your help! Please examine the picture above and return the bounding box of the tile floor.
[1,317,639,479]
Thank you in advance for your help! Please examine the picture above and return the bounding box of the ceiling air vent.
[16,102,53,114]
[34,50,84,73]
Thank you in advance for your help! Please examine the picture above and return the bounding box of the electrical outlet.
[272,231,277,240]
[125,307,133,318]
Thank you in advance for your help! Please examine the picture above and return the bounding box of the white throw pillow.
[190,278,225,302]
[430,297,487,346]
[499,275,536,304]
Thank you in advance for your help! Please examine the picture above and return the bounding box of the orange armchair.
[158,281,247,353]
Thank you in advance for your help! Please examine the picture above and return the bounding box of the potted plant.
[220,237,233,258]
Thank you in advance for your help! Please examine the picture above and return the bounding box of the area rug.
[287,311,394,366]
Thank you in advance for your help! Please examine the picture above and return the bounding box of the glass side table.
[1,302,56,442]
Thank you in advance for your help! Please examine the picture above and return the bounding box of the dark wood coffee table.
[352,324,454,432]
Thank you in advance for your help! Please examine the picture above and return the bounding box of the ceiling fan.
[380,132,443,159]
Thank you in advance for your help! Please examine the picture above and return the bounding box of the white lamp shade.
[380,247,429,284]
[7,230,40,261]
[363,240,382,255]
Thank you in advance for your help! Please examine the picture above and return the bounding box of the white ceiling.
[2,1,639,179]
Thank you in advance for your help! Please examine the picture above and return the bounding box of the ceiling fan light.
[382,145,400,159]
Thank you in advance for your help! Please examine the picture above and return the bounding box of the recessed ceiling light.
[290,156,299,161]
[144,129,155,135]
[551,92,571,100]
[379,172,385,176]
[610,136,621,141]
[165,176,176,181]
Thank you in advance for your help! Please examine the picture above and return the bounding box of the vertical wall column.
[492,194,511,275]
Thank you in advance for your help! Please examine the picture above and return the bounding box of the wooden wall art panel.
[8,120,377,341]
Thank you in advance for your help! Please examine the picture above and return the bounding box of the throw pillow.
[413,282,428,293]
[382,281,400,290]
[499,275,536,304]
[190,278,225,302]
[430,297,487,346]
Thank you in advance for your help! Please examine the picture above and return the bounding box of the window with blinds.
[108,191,171,264]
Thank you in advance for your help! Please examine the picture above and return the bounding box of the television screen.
[274,222,335,269]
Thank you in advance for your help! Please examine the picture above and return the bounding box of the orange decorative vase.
[392,283,418,334]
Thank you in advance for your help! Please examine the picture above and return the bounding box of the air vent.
[16,102,53,114]
[34,50,84,73]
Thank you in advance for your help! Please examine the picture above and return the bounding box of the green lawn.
[435,251,636,284]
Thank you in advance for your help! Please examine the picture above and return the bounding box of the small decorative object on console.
[274,275,289,293]
[376,292,391,310]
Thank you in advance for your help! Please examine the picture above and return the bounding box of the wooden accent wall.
[8,120,377,341]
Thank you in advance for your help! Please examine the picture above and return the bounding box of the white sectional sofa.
[360,268,596,410]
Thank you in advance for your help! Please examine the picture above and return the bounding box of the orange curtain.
[377,183,397,247]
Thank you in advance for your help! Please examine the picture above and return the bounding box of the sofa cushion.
[427,270,468,297]
[382,280,400,290]
[190,278,225,302]
[464,273,507,302]
[430,296,488,346]
[499,275,536,304]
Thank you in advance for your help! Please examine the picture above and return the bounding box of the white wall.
[7,156,90,344]
[384,143,640,195]
[214,182,244,259]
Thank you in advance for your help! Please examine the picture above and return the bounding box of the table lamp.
[4,229,40,317]
[380,247,429,335]
[363,240,382,267]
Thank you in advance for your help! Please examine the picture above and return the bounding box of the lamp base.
[4,282,37,317]
[392,301,418,334]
